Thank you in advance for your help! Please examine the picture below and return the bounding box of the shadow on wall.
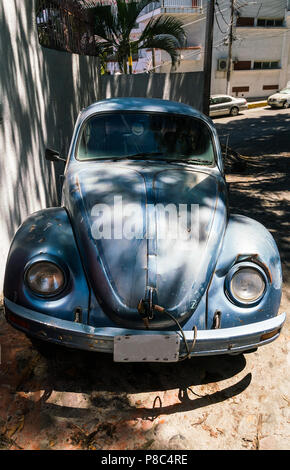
[100,72,204,111]
[0,0,100,286]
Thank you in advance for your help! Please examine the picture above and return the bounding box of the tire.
[283,101,290,109]
[230,106,239,116]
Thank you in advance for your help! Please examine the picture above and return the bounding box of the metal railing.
[36,0,98,55]
[140,0,202,15]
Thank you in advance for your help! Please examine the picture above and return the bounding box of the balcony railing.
[140,0,203,16]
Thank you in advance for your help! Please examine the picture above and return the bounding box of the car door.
[217,96,233,115]
[209,97,223,117]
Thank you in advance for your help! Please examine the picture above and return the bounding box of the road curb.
[248,101,267,109]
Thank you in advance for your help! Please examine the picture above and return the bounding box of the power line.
[215,7,229,34]
[136,1,290,73]
[216,0,230,26]
[144,37,228,73]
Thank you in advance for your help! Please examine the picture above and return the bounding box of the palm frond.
[92,5,119,45]
[139,15,186,47]
[116,0,158,38]
[142,35,181,68]
[91,0,187,71]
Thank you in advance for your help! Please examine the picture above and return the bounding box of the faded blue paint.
[4,208,90,323]
[62,163,227,329]
[3,98,285,356]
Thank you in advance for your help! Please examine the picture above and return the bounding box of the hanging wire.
[215,4,229,34]
[216,0,231,26]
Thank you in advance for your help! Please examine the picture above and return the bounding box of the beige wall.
[99,71,204,110]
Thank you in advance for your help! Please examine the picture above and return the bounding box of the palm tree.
[92,0,187,74]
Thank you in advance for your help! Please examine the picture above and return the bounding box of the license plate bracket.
[114,334,180,362]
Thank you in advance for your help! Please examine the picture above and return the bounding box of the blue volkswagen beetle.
[4,98,286,362]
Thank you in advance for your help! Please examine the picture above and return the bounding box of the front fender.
[4,207,90,322]
[206,214,282,328]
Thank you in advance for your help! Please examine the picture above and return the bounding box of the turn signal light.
[7,312,30,330]
[260,329,281,342]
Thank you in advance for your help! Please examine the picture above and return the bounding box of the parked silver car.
[267,88,290,108]
[210,95,248,117]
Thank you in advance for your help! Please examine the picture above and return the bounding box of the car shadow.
[12,337,250,422]
[212,111,248,120]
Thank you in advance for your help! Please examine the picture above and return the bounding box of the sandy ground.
[0,107,289,450]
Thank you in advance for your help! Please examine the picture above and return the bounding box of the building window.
[234,61,251,70]
[236,17,255,26]
[253,61,280,69]
[263,85,279,90]
[257,18,284,27]
[232,86,249,96]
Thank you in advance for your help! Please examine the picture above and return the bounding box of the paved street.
[0,106,289,451]
[213,105,290,156]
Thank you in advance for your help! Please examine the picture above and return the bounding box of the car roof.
[80,97,205,121]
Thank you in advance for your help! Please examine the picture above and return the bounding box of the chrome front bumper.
[268,101,284,108]
[4,298,286,359]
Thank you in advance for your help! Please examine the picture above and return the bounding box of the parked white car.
[209,95,248,117]
[267,88,290,108]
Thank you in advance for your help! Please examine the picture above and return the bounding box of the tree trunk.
[123,57,128,74]
[151,48,156,72]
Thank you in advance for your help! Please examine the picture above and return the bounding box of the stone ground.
[0,106,289,450]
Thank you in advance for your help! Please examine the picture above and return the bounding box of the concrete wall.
[0,0,100,290]
[99,71,204,110]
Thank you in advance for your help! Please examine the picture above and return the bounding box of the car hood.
[63,161,227,329]
[268,93,289,100]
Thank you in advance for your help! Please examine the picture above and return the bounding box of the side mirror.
[45,148,66,162]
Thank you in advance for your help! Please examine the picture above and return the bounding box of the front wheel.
[230,106,239,116]
[283,101,290,109]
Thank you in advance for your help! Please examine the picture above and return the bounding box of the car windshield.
[76,112,215,165]
[280,89,290,94]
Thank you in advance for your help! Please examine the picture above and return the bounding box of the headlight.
[25,261,65,296]
[226,265,266,306]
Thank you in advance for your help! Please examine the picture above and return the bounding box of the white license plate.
[114,334,180,362]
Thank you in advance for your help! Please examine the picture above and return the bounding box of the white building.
[108,0,290,99]
[212,0,290,98]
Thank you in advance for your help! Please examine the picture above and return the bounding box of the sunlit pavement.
[213,106,290,156]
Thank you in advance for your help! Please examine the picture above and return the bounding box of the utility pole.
[203,0,215,115]
[226,0,235,95]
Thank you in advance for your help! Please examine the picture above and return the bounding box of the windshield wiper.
[163,158,213,165]
[88,154,212,165]
[111,152,164,161]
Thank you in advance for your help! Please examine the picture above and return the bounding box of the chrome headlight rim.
[225,262,268,307]
[24,259,67,298]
